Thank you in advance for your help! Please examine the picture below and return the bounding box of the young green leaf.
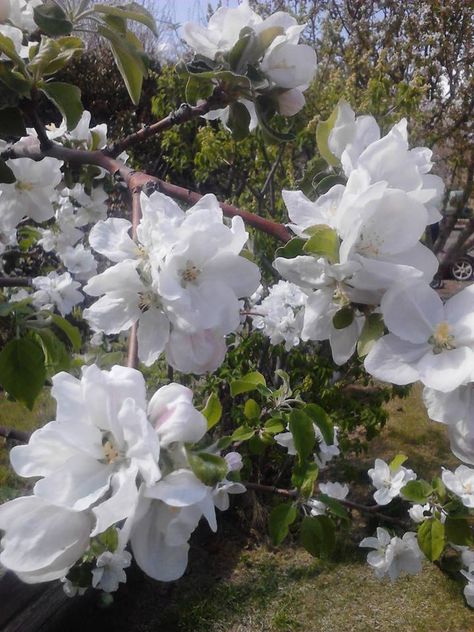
[231,425,255,441]
[303,225,339,263]
[34,1,73,36]
[417,518,446,561]
[389,453,408,472]
[316,104,339,167]
[288,409,315,461]
[201,392,222,430]
[303,403,333,445]
[268,501,297,545]
[357,313,385,357]
[0,338,46,409]
[400,480,433,504]
[186,451,228,487]
[230,371,266,397]
[300,515,336,558]
[51,314,81,351]
[332,306,354,329]
[40,82,83,130]
[291,461,318,499]
[94,3,158,36]
[244,398,261,420]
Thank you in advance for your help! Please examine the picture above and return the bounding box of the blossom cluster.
[0,365,244,592]
[83,191,260,373]
[183,0,317,130]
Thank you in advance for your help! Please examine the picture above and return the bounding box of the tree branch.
[3,142,291,243]
[106,93,228,157]
[0,277,32,287]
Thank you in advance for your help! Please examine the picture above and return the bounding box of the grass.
[57,384,474,632]
[0,389,55,502]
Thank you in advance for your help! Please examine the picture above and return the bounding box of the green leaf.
[98,26,147,105]
[31,329,70,374]
[269,501,297,545]
[29,37,84,78]
[300,515,336,558]
[400,476,433,505]
[0,338,46,409]
[231,425,255,442]
[432,476,446,502]
[228,29,260,74]
[332,306,354,330]
[185,75,213,104]
[417,518,446,562]
[264,417,285,435]
[94,3,157,36]
[244,398,261,420]
[216,435,233,450]
[357,313,385,357]
[291,461,318,499]
[227,101,251,141]
[316,104,339,167]
[0,32,24,65]
[201,392,222,430]
[288,409,315,461]
[0,159,15,184]
[187,451,228,487]
[0,298,32,317]
[319,494,350,522]
[230,371,266,397]
[315,174,346,195]
[40,82,83,130]
[34,1,73,36]
[0,107,26,138]
[445,517,474,546]
[274,237,306,260]
[50,314,81,351]
[389,453,408,472]
[303,404,333,445]
[0,64,31,96]
[97,526,119,553]
[303,225,339,263]
[255,95,295,144]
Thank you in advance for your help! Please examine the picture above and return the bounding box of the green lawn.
[2,385,474,631]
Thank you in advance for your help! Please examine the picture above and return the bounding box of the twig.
[126,188,143,369]
[106,92,227,157]
[0,277,32,287]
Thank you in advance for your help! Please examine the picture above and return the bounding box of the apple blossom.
[441,465,474,508]
[365,280,474,392]
[360,528,424,581]
[92,550,132,593]
[32,271,83,316]
[368,458,416,506]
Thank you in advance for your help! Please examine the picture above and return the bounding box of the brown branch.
[4,142,290,243]
[0,277,32,287]
[106,93,228,157]
[244,482,408,526]
[126,188,142,369]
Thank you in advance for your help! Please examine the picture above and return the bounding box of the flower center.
[15,180,33,192]
[138,290,159,312]
[180,261,201,285]
[429,321,456,354]
[102,434,121,465]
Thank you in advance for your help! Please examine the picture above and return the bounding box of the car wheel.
[451,257,474,281]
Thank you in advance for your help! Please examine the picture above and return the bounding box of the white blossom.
[91,550,132,593]
[368,458,416,506]
[365,281,474,392]
[360,528,424,581]
[442,465,474,508]
[32,271,83,315]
